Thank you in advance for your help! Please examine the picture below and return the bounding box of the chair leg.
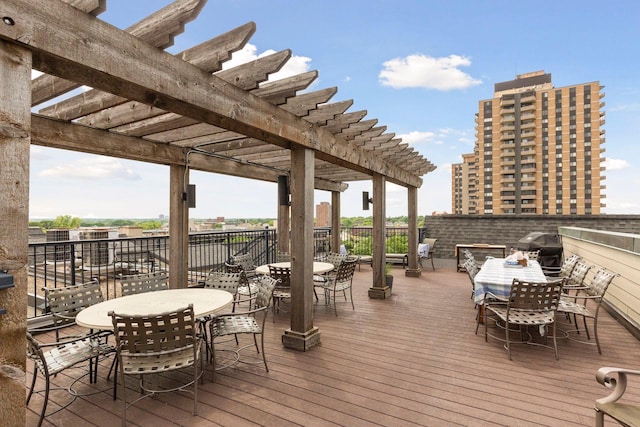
[349,287,354,310]
[260,332,269,373]
[552,322,559,360]
[26,368,38,405]
[594,316,602,354]
[505,321,512,360]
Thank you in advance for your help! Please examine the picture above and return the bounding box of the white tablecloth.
[473,258,546,304]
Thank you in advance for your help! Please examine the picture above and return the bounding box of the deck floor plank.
[26,266,640,426]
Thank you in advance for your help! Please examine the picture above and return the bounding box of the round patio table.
[254,261,334,275]
[76,288,233,330]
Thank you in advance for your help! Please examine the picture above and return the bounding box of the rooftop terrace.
[26,263,640,426]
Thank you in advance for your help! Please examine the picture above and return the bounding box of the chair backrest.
[526,250,540,261]
[560,254,582,278]
[567,261,593,287]
[276,252,291,262]
[231,253,256,272]
[268,265,291,290]
[110,304,197,364]
[253,276,278,310]
[334,257,357,283]
[204,271,242,295]
[44,279,103,327]
[507,278,564,312]
[120,271,169,296]
[586,268,619,299]
[326,252,347,268]
[421,238,437,257]
[462,249,475,263]
[463,258,478,279]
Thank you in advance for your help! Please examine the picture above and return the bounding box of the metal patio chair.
[484,278,564,360]
[314,257,357,316]
[208,275,277,381]
[109,304,202,427]
[119,271,168,296]
[558,267,620,354]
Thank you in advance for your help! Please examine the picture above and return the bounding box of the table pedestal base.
[368,286,391,299]
[282,327,321,351]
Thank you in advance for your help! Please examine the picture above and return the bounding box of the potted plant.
[385,263,393,289]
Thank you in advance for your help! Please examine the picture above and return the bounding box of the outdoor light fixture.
[0,270,14,316]
[183,184,196,208]
[362,191,373,210]
[278,175,290,206]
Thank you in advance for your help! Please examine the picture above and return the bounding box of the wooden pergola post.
[406,186,421,277]
[277,204,290,256]
[369,173,390,298]
[282,146,320,350]
[0,39,29,425]
[330,190,341,252]
[169,164,189,288]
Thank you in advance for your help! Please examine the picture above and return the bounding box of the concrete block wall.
[423,215,640,260]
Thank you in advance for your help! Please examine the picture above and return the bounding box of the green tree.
[52,215,81,229]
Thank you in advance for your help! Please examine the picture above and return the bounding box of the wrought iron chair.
[557,267,619,354]
[109,304,202,427]
[525,250,540,261]
[484,278,564,360]
[463,258,479,300]
[595,366,640,427]
[418,238,437,271]
[276,252,291,262]
[565,259,593,288]
[268,264,291,319]
[224,262,258,304]
[543,253,581,279]
[312,252,347,300]
[119,271,169,296]
[26,331,114,427]
[208,275,277,381]
[40,279,104,341]
[314,257,357,316]
[230,252,257,280]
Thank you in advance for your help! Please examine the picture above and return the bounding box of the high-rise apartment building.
[453,70,606,215]
[316,201,331,227]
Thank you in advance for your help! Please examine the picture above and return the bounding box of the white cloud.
[379,54,482,90]
[39,156,142,181]
[223,43,312,83]
[605,158,631,171]
[398,131,437,145]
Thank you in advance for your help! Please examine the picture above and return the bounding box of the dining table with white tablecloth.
[473,257,547,305]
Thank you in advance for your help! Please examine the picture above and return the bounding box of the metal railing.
[27,226,426,319]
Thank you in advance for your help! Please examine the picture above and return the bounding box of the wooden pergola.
[0,0,435,421]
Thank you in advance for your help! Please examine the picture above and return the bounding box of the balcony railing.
[27,227,426,320]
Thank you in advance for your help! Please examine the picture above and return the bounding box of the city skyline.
[29,1,640,219]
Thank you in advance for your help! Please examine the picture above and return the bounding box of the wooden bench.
[385,253,408,268]
[355,253,408,270]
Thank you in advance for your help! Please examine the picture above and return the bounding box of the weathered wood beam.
[304,100,353,125]
[32,0,205,105]
[80,49,291,133]
[280,87,338,116]
[2,0,423,187]
[252,70,318,105]
[338,118,378,139]
[40,21,256,120]
[30,114,346,190]
[324,110,368,133]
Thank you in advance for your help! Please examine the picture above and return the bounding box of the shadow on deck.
[26,264,640,426]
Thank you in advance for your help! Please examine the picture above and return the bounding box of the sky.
[29,0,640,219]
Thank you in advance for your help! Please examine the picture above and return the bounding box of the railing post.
[70,242,76,286]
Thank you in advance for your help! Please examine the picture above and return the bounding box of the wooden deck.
[26,265,640,426]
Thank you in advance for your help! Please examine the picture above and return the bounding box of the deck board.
[26,266,640,426]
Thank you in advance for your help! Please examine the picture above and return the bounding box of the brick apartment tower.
[453,70,606,215]
[316,201,331,227]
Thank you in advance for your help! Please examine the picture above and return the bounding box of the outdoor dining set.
[461,248,640,426]
[25,251,358,427]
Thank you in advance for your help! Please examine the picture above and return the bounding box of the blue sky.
[29,0,640,219]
